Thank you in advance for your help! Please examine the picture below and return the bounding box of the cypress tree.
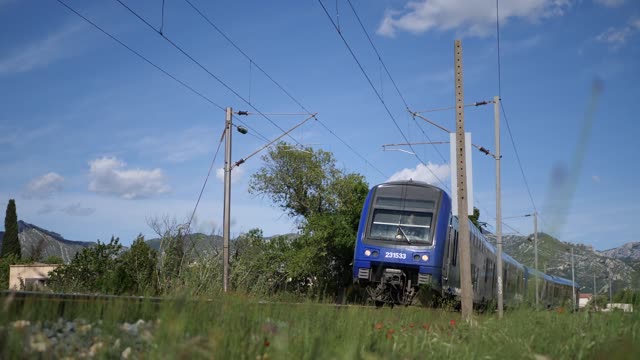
[2,199,21,259]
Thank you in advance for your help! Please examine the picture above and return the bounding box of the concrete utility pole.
[609,276,612,307]
[534,212,538,307]
[223,107,232,293]
[494,95,503,318]
[593,272,597,310]
[454,40,473,321]
[571,247,576,310]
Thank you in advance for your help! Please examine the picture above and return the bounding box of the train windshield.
[370,209,433,244]
[366,184,438,245]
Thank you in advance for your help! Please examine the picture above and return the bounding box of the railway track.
[0,290,370,312]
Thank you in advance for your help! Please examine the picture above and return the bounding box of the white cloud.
[0,21,84,75]
[387,163,450,184]
[377,0,572,37]
[594,0,625,8]
[216,166,246,184]
[591,175,601,183]
[62,202,96,216]
[595,17,640,49]
[24,172,64,199]
[88,157,170,199]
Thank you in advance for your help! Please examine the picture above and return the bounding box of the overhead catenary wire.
[317,0,449,190]
[501,102,538,213]
[409,112,496,158]
[495,0,538,214]
[415,100,492,114]
[54,0,225,112]
[181,0,388,180]
[54,0,277,147]
[345,0,447,164]
[233,114,318,168]
[185,127,226,233]
[114,0,304,147]
[160,0,166,34]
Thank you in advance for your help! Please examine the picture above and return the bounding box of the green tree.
[116,234,158,295]
[42,255,64,264]
[231,229,293,294]
[468,207,488,232]
[249,143,369,295]
[0,254,21,289]
[162,230,184,283]
[249,143,341,218]
[613,289,640,306]
[48,237,123,294]
[2,199,20,259]
[587,294,609,310]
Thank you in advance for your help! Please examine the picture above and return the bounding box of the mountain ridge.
[2,221,638,292]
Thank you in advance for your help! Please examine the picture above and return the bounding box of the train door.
[442,216,453,287]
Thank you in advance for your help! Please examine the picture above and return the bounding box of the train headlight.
[371,250,379,257]
[364,249,372,256]
[421,254,429,262]
[413,254,420,261]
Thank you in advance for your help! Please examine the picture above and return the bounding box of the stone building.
[9,264,60,290]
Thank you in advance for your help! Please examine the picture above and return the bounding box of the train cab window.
[370,209,433,244]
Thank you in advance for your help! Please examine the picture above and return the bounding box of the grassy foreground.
[2,294,639,359]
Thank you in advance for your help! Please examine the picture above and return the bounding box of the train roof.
[525,266,578,287]
[376,180,445,191]
[502,253,524,269]
[549,275,578,287]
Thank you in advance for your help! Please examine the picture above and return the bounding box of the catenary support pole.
[571,247,576,310]
[223,107,232,292]
[494,95,503,318]
[534,212,539,307]
[454,40,473,321]
[609,276,612,308]
[593,272,597,311]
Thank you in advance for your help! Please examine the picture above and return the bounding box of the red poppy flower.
[449,319,456,327]
[422,323,429,330]
[264,339,270,347]
[386,329,395,339]
[374,323,384,330]
[409,323,415,328]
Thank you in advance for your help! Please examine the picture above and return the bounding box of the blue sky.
[0,0,638,250]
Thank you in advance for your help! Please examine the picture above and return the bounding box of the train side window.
[452,231,459,266]
[484,259,489,283]
[492,265,496,292]
[504,269,508,291]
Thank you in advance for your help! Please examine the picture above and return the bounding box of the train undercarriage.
[359,267,438,306]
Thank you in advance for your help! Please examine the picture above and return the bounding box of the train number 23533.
[384,252,406,259]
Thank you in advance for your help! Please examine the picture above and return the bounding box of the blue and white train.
[352,180,578,308]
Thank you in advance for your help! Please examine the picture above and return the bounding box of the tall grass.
[2,293,639,359]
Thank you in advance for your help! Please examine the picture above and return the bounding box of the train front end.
[353,181,449,305]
